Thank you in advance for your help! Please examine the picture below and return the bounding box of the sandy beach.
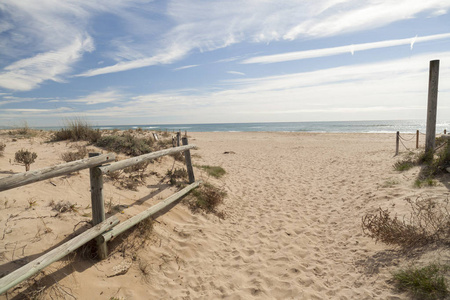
[1,130,449,299]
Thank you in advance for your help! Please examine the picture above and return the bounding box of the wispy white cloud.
[77,47,188,77]
[227,71,245,76]
[242,33,450,64]
[67,52,450,123]
[65,90,124,105]
[0,0,146,89]
[5,50,450,124]
[173,64,199,71]
[0,35,94,91]
[284,0,450,39]
[78,0,450,77]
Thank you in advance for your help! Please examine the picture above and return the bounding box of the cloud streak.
[242,33,450,64]
[0,35,94,91]
[77,0,450,77]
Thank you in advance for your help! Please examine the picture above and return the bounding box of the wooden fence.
[0,138,200,295]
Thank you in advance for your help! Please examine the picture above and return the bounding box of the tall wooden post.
[89,153,108,259]
[416,130,419,149]
[182,137,195,184]
[425,60,440,154]
[177,131,181,147]
[395,131,400,156]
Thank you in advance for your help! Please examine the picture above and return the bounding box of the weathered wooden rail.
[0,139,200,295]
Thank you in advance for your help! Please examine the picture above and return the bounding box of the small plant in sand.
[50,200,79,213]
[197,165,226,178]
[167,168,188,186]
[382,178,400,188]
[393,263,449,300]
[113,218,154,258]
[138,258,151,283]
[0,142,5,157]
[186,183,226,218]
[414,178,437,188]
[27,199,37,209]
[14,149,37,171]
[362,196,450,249]
[61,146,88,162]
[393,159,415,172]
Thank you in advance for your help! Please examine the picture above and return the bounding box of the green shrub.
[198,165,226,178]
[393,264,449,300]
[393,159,415,172]
[188,183,226,216]
[15,149,37,171]
[96,134,153,156]
[414,178,437,188]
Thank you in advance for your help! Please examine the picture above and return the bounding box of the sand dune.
[1,131,449,299]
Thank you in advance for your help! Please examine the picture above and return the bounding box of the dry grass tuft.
[393,263,450,300]
[61,146,88,162]
[167,168,188,186]
[52,118,101,143]
[0,142,5,157]
[362,196,450,249]
[186,183,226,218]
[50,200,79,213]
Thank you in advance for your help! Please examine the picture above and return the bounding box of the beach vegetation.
[362,196,450,249]
[15,149,37,171]
[50,200,79,213]
[393,263,449,300]
[414,178,437,188]
[138,257,151,283]
[167,168,188,186]
[170,151,185,162]
[8,122,39,138]
[393,159,415,172]
[52,118,101,143]
[197,165,226,178]
[382,178,400,188]
[0,142,5,156]
[186,183,226,218]
[105,161,149,190]
[61,146,88,162]
[96,133,153,156]
[27,199,37,208]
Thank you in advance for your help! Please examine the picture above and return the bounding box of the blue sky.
[1,0,450,127]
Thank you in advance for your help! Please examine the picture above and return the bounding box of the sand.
[1,131,450,299]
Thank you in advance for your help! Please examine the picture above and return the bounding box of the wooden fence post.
[416,130,419,149]
[182,137,195,184]
[445,129,447,135]
[89,153,108,259]
[425,59,440,154]
[177,131,181,147]
[395,131,400,156]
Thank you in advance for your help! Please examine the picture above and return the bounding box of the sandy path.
[168,132,395,299]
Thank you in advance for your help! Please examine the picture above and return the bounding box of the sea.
[9,120,450,134]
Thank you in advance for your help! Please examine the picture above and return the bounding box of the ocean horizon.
[4,120,450,134]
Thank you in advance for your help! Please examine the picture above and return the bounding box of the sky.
[0,0,450,127]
